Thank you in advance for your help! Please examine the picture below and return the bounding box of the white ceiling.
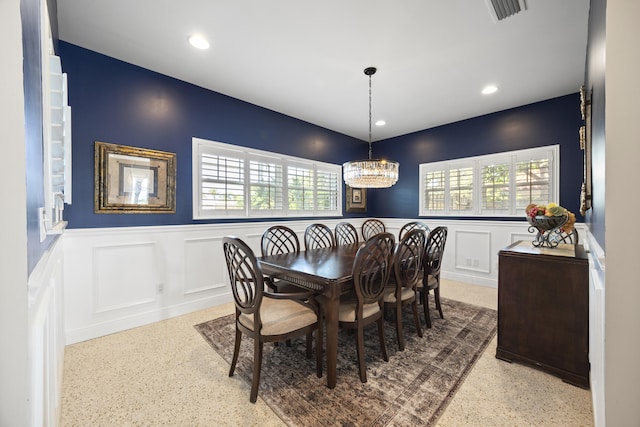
[56,0,590,142]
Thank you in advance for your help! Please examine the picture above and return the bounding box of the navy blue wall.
[23,0,61,274]
[59,42,366,228]
[371,94,584,221]
[60,41,583,229]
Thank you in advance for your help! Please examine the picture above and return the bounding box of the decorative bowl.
[527,215,568,232]
[526,214,569,248]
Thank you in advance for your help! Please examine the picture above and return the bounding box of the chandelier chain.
[368,72,373,159]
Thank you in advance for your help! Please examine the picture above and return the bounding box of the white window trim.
[419,145,559,217]
[192,137,343,219]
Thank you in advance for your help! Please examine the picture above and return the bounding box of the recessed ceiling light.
[482,85,498,95]
[375,120,386,126]
[188,35,210,50]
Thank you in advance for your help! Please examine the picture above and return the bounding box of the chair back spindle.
[261,225,300,256]
[353,232,395,306]
[304,223,336,250]
[361,218,386,240]
[335,222,359,246]
[224,237,263,317]
[399,221,431,241]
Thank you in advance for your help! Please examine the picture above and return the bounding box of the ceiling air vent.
[485,0,527,22]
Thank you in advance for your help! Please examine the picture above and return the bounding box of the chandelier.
[343,67,399,189]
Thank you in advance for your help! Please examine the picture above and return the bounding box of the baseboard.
[443,271,497,288]
[65,293,233,345]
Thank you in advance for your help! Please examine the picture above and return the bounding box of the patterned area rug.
[195,298,496,427]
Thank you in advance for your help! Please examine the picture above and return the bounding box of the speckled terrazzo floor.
[60,280,594,426]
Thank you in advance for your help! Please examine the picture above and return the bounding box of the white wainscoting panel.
[184,236,226,295]
[585,229,605,427]
[510,232,533,244]
[28,237,65,427]
[245,231,265,251]
[62,220,350,344]
[62,219,583,344]
[454,230,491,274]
[93,242,158,314]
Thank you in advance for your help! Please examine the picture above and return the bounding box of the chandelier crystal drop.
[343,67,399,189]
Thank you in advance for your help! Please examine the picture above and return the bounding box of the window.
[481,160,510,214]
[419,145,559,217]
[200,150,245,213]
[449,166,473,212]
[193,138,342,219]
[40,0,72,240]
[249,155,283,215]
[423,170,445,212]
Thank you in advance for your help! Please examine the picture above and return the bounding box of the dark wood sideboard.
[496,241,589,388]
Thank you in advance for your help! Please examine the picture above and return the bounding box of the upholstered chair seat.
[338,299,382,323]
[239,298,319,336]
[383,285,416,304]
[416,275,439,291]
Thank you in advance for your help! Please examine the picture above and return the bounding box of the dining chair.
[361,218,386,240]
[304,223,336,250]
[398,221,430,306]
[398,221,431,241]
[223,236,323,403]
[261,225,301,256]
[334,222,359,246]
[338,232,395,383]
[260,225,304,293]
[417,226,448,329]
[383,228,426,351]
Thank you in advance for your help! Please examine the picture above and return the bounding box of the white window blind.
[423,170,446,213]
[40,7,72,239]
[249,154,284,215]
[449,166,473,212]
[200,151,245,213]
[419,145,559,217]
[287,164,315,212]
[193,138,342,219]
[480,159,510,214]
[316,168,340,212]
[515,157,551,211]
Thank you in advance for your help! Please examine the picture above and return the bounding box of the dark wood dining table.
[258,243,361,389]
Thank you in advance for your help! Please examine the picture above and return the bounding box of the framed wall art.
[579,85,592,216]
[346,185,367,213]
[94,141,176,213]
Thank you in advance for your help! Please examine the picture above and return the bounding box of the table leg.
[324,293,339,389]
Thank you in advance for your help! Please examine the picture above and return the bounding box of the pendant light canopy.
[343,67,399,189]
